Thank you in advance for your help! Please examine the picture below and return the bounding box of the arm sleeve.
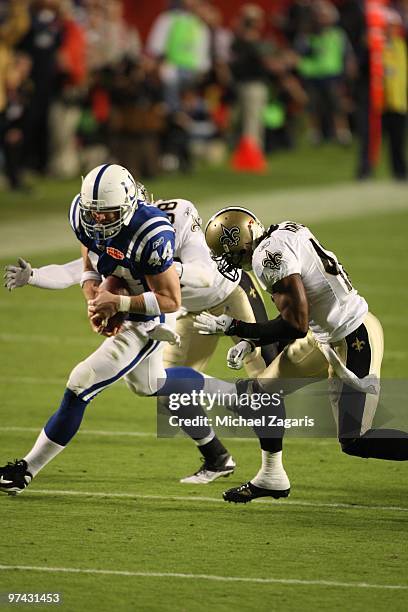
[28,258,84,290]
[140,228,176,275]
[177,216,216,288]
[225,315,306,346]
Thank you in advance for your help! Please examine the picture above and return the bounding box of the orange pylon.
[231,136,267,173]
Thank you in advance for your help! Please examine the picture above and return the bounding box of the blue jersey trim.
[126,215,173,260]
[92,164,111,201]
[131,222,174,263]
[72,195,80,232]
[126,312,165,323]
[69,195,81,234]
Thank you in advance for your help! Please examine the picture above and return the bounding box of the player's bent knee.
[124,378,158,397]
[67,361,96,396]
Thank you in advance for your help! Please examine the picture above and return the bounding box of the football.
[97,275,130,334]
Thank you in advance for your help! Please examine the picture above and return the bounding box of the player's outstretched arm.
[174,218,216,288]
[4,257,86,291]
[194,274,309,345]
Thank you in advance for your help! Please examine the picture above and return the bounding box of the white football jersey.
[155,198,240,312]
[252,222,368,343]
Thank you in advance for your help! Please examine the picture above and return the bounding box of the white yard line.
[0,376,67,385]
[14,488,408,513]
[0,302,81,312]
[0,426,154,438]
[0,216,78,258]
[0,564,406,590]
[0,426,336,445]
[0,333,98,346]
[1,181,407,258]
[208,180,408,225]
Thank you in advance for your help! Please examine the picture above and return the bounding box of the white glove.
[227,340,255,370]
[176,306,189,320]
[193,311,233,335]
[4,258,32,291]
[149,323,181,346]
[138,321,181,346]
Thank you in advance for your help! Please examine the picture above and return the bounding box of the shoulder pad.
[155,199,201,230]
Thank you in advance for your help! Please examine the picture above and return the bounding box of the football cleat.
[180,454,236,484]
[0,459,32,495]
[223,481,290,504]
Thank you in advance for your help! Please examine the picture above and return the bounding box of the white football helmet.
[79,164,148,243]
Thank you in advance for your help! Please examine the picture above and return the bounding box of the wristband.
[244,339,257,353]
[80,270,102,288]
[143,291,161,315]
[118,295,131,312]
[28,269,38,285]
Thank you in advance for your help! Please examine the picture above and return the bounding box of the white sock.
[251,450,290,490]
[23,429,65,477]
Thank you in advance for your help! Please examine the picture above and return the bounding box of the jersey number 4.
[148,240,173,266]
[310,239,353,292]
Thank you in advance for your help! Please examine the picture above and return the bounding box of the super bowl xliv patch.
[106,247,125,260]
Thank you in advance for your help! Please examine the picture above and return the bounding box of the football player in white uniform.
[3,193,278,487]
[195,207,408,503]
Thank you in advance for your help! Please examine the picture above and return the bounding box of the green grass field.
[0,145,407,611]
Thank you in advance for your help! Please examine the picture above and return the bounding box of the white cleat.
[180,455,236,484]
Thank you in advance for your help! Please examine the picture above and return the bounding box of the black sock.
[161,396,212,440]
[259,437,283,453]
[342,429,408,461]
[197,437,229,464]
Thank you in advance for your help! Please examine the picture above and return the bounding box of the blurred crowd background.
[0,0,407,191]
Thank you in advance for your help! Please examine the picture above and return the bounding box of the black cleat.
[223,481,290,504]
[0,459,32,495]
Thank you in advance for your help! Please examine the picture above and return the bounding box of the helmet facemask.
[211,250,246,282]
[79,196,136,243]
[78,167,147,246]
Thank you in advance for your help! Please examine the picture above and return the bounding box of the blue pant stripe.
[78,339,159,401]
